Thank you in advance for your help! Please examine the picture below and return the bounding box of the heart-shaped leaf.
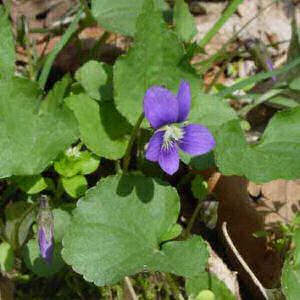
[66,94,131,160]
[62,173,208,286]
[215,107,300,182]
[114,0,201,126]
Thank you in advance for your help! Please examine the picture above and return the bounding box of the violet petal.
[177,80,191,123]
[158,145,179,175]
[146,131,164,162]
[38,227,54,265]
[179,124,216,155]
[266,57,277,81]
[143,86,178,128]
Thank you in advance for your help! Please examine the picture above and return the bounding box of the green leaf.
[0,6,15,79]
[182,93,237,169]
[289,77,300,91]
[0,78,79,178]
[282,229,300,300]
[75,61,113,101]
[189,93,237,134]
[14,175,48,194]
[62,173,208,286]
[160,223,182,242]
[53,209,72,243]
[66,94,131,160]
[41,74,72,113]
[91,0,169,36]
[79,151,100,175]
[23,239,64,277]
[186,272,237,300]
[215,107,300,182]
[114,0,201,126]
[0,242,14,272]
[61,175,87,198]
[54,151,83,178]
[173,0,197,43]
[5,201,35,247]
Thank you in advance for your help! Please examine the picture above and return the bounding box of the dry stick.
[124,276,138,300]
[222,222,268,300]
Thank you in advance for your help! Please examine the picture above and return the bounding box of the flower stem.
[182,201,202,240]
[123,113,144,172]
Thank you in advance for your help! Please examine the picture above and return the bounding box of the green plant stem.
[38,6,84,89]
[88,31,110,60]
[165,273,185,300]
[123,113,144,172]
[183,201,203,240]
[13,202,38,250]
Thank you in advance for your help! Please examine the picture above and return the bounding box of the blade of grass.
[198,0,243,49]
[198,0,277,76]
[217,56,300,98]
[38,7,84,89]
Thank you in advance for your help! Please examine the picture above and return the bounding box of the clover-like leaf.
[0,78,79,178]
[66,94,131,160]
[0,6,15,79]
[14,175,48,194]
[62,173,208,286]
[114,0,201,126]
[215,107,300,182]
[61,175,88,198]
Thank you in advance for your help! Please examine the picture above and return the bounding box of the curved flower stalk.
[37,196,54,265]
[143,80,216,175]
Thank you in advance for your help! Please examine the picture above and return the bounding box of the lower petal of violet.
[179,124,216,156]
[146,131,164,162]
[158,145,180,175]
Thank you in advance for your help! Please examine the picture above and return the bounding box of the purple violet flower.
[37,197,54,265]
[143,80,216,175]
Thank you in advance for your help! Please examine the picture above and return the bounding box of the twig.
[222,222,268,300]
[124,276,138,300]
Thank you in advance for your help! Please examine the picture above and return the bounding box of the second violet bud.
[37,196,54,265]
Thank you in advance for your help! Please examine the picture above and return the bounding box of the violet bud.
[37,196,54,265]
[266,57,277,82]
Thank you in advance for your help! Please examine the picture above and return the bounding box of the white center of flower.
[160,125,184,150]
